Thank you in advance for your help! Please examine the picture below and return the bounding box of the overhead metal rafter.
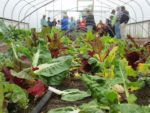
[2,0,150,34]
[15,0,56,27]
[77,0,94,11]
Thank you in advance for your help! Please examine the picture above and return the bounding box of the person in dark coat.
[47,17,53,28]
[85,9,96,32]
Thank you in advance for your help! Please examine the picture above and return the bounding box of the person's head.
[48,17,50,21]
[121,6,126,11]
[77,19,80,23]
[116,7,121,12]
[63,15,67,19]
[111,9,115,14]
[53,18,56,21]
[43,15,46,19]
[99,20,102,24]
[57,20,60,24]
[86,9,92,15]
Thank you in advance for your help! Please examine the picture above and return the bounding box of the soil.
[0,43,9,53]
[40,77,91,113]
[135,86,150,105]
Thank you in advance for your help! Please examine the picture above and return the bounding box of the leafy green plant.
[0,73,29,112]
[81,74,119,106]
[48,86,90,102]
[48,107,80,113]
[34,56,72,85]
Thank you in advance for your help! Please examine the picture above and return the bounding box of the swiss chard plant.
[0,72,29,113]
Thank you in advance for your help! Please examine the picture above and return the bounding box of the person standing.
[120,6,130,40]
[56,20,61,29]
[79,18,86,32]
[47,17,53,28]
[97,20,105,37]
[61,16,69,31]
[69,17,76,31]
[106,18,114,37]
[115,7,122,39]
[76,19,81,31]
[52,18,57,27]
[41,15,48,27]
[85,9,96,32]
[110,10,116,36]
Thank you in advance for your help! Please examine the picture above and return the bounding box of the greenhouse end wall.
[0,17,29,30]
[126,20,150,38]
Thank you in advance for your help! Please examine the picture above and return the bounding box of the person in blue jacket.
[47,17,53,28]
[61,16,69,31]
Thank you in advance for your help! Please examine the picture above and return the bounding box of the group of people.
[40,9,96,32]
[40,6,129,39]
[96,6,130,39]
[40,15,76,31]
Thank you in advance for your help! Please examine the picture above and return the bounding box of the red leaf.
[88,51,94,57]
[27,81,47,98]
[126,51,140,69]
[50,49,60,58]
[13,77,26,88]
[32,67,39,71]
[1,67,26,88]
[1,67,13,82]
[80,58,91,72]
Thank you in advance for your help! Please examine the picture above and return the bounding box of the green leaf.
[127,94,137,104]
[10,68,35,80]
[137,63,150,76]
[0,78,4,113]
[32,48,40,67]
[47,71,69,85]
[48,107,79,113]
[3,83,29,108]
[126,66,137,77]
[104,91,118,103]
[35,56,72,85]
[119,104,150,113]
[0,72,5,82]
[86,31,95,41]
[81,74,118,106]
[61,89,91,102]
[79,100,105,113]
[34,56,72,77]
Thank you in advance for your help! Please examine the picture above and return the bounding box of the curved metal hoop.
[11,0,23,21]
[3,0,10,20]
[18,0,36,22]
[15,0,56,28]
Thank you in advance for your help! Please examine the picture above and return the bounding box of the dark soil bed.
[40,77,91,113]
[135,86,150,105]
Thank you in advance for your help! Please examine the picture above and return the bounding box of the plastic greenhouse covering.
[1,0,150,113]
[1,0,150,29]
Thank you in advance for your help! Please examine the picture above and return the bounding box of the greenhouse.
[0,0,150,113]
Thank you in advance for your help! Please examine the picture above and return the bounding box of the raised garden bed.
[41,77,91,113]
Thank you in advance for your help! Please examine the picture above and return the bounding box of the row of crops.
[0,20,150,113]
